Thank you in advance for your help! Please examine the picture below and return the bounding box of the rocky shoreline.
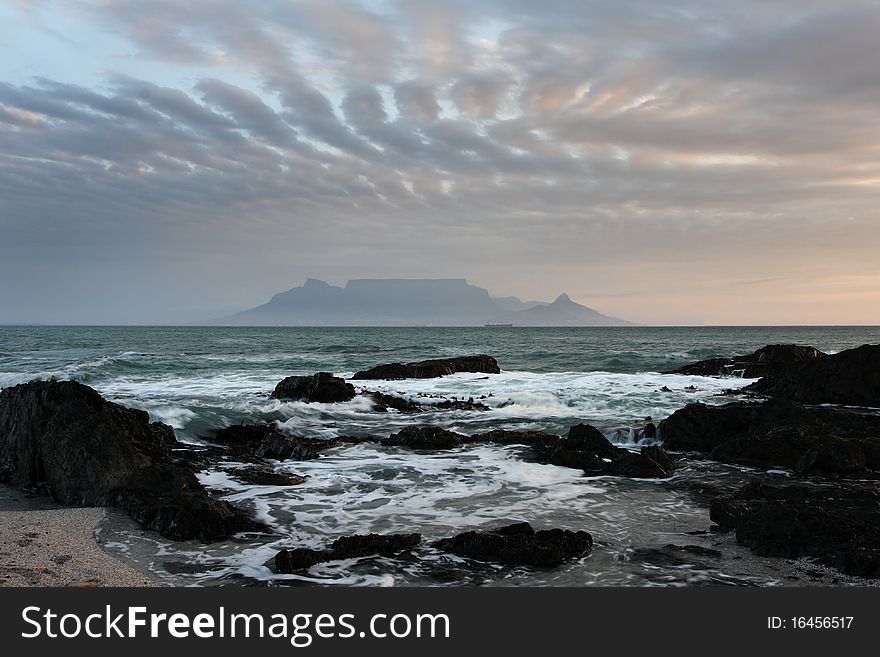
[0,346,878,585]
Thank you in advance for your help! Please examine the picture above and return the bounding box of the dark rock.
[532,426,675,478]
[212,423,328,461]
[211,423,281,446]
[630,544,722,566]
[363,391,489,413]
[566,424,618,458]
[606,450,670,478]
[641,445,678,472]
[660,398,880,474]
[472,429,559,446]
[330,532,422,557]
[662,397,826,452]
[363,391,423,413]
[379,421,675,478]
[543,445,606,471]
[0,380,261,541]
[664,344,825,378]
[432,522,592,567]
[253,434,328,461]
[710,426,870,474]
[274,548,328,572]
[710,482,880,578]
[432,397,490,411]
[271,372,355,403]
[228,466,307,487]
[383,426,468,449]
[353,355,500,380]
[744,344,880,408]
[274,532,422,573]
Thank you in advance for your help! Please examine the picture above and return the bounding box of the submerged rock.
[744,344,880,408]
[629,544,722,567]
[352,355,500,380]
[432,522,592,567]
[664,344,825,378]
[274,532,422,573]
[0,380,262,541]
[710,482,880,578]
[660,398,880,474]
[271,372,355,403]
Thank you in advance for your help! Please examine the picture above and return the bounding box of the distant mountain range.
[217,278,633,326]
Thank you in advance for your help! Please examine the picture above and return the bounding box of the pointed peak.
[303,278,329,288]
[553,293,573,304]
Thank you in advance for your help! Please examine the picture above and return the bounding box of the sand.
[0,489,159,587]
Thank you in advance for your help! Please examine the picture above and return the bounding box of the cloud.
[393,81,441,121]
[1,0,879,323]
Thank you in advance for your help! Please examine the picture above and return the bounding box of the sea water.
[2,325,878,586]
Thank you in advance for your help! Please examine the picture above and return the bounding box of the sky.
[1,0,879,325]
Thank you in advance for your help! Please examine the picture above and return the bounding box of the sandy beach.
[0,487,158,587]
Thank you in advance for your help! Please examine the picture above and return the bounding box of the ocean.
[2,325,878,586]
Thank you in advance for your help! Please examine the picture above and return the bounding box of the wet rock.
[607,449,672,478]
[353,355,500,380]
[710,426,871,474]
[630,544,722,566]
[660,398,880,474]
[274,548,327,572]
[362,391,423,413]
[472,429,558,446]
[379,422,675,478]
[274,533,422,573]
[432,397,490,411]
[212,423,282,446]
[662,397,833,452]
[363,391,489,413]
[641,445,677,472]
[253,434,328,461]
[566,424,619,458]
[331,533,422,557]
[665,344,825,378]
[383,426,468,449]
[228,466,307,487]
[544,445,606,471]
[432,522,592,567]
[744,344,880,408]
[710,482,880,578]
[271,372,355,403]
[531,426,676,478]
[212,423,328,461]
[0,380,262,542]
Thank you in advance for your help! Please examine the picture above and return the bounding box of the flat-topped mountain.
[218,278,633,326]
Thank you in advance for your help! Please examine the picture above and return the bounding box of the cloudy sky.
[1,0,879,325]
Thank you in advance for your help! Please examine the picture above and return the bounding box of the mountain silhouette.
[217,279,632,326]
